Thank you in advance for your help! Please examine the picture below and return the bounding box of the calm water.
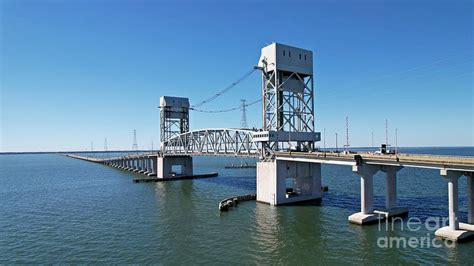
[1,147,473,264]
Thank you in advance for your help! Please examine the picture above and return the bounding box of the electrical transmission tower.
[104,138,108,158]
[240,99,248,129]
[344,116,350,153]
[132,129,138,151]
[104,138,108,152]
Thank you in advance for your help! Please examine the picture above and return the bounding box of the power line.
[190,99,261,113]
[191,68,257,108]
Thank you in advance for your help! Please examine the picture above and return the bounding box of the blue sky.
[1,0,473,152]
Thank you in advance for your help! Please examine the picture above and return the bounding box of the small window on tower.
[283,50,286,56]
[299,54,301,60]
[289,51,291,57]
[304,55,307,60]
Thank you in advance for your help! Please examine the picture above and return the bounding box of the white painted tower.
[256,43,320,156]
[256,43,322,205]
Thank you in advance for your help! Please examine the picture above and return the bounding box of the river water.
[1,147,473,263]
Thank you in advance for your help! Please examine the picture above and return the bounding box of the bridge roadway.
[274,151,474,172]
[67,150,474,173]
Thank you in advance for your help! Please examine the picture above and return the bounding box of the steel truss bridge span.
[162,128,262,157]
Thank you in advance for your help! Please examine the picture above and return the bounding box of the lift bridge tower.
[254,43,320,156]
[255,43,322,206]
[158,96,193,178]
[159,96,190,151]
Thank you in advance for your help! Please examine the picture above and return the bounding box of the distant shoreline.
[0,150,154,155]
[1,146,473,155]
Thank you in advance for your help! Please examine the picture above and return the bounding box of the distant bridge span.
[163,128,261,157]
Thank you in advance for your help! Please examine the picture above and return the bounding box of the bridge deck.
[274,151,474,172]
[66,151,474,172]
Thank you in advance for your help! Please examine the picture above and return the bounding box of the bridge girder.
[163,128,262,157]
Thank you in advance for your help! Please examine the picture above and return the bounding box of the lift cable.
[190,99,261,113]
[191,67,258,108]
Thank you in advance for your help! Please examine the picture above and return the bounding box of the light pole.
[395,128,398,154]
[371,131,374,152]
[323,128,326,152]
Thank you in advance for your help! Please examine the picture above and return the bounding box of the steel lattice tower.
[257,43,319,152]
[132,129,138,151]
[344,116,350,153]
[240,99,248,129]
[160,96,190,151]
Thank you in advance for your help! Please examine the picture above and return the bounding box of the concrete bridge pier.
[157,156,193,179]
[435,170,474,242]
[380,166,408,218]
[133,158,141,172]
[144,157,152,175]
[348,164,380,224]
[256,160,322,206]
[132,158,138,172]
[148,156,157,176]
[134,158,140,172]
[138,157,146,173]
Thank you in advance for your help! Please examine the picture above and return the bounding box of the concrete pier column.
[145,158,150,172]
[386,168,396,209]
[380,166,408,218]
[137,158,143,172]
[140,157,147,173]
[448,175,459,230]
[157,156,193,179]
[136,158,141,172]
[150,156,157,176]
[469,174,474,224]
[435,170,474,242]
[360,170,374,215]
[256,160,322,206]
[141,157,148,173]
[348,164,380,224]
[146,157,152,174]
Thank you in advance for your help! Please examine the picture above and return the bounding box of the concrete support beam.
[435,170,474,242]
[348,164,380,225]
